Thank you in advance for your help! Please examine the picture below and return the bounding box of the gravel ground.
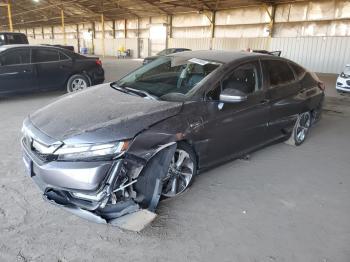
[0,58,349,262]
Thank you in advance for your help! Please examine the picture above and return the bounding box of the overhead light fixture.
[33,0,40,2]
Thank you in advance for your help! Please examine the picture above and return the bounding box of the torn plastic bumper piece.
[40,143,177,230]
[43,192,156,231]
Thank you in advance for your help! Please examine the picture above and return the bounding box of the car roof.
[0,32,26,35]
[170,50,269,64]
[0,44,66,52]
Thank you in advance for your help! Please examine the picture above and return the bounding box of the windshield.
[114,56,221,101]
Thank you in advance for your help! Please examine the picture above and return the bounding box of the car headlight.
[54,141,129,161]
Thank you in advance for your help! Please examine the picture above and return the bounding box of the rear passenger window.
[59,52,70,61]
[0,49,30,66]
[32,49,59,63]
[290,63,306,80]
[263,60,295,87]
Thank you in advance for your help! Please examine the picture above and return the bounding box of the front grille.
[22,137,57,162]
[32,149,58,162]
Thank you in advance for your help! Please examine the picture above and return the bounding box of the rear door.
[0,48,36,94]
[261,59,301,139]
[32,48,73,90]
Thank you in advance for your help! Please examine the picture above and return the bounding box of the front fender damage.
[44,141,177,231]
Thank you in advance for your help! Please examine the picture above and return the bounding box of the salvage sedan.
[0,45,104,95]
[21,50,324,227]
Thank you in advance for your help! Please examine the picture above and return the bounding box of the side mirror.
[219,88,247,103]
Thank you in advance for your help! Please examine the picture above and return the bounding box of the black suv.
[0,32,29,46]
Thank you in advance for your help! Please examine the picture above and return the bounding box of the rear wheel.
[67,74,90,93]
[162,143,197,198]
[286,111,312,146]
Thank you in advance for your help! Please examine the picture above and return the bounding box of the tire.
[66,74,90,93]
[285,111,312,146]
[312,102,323,124]
[162,142,197,198]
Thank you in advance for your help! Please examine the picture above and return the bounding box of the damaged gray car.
[21,50,324,228]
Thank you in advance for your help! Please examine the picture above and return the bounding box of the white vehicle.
[336,64,350,93]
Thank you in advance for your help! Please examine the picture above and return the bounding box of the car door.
[261,59,301,139]
[0,48,36,94]
[194,61,270,168]
[32,48,73,90]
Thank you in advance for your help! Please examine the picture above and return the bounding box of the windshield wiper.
[111,83,158,100]
[124,87,158,100]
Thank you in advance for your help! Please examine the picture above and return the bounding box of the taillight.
[318,82,325,91]
[96,59,102,66]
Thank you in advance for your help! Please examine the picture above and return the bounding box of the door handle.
[23,69,32,73]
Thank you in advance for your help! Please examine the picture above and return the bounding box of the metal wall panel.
[168,38,211,50]
[169,36,349,73]
[213,37,270,50]
[270,37,350,73]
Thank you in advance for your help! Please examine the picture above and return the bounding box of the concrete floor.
[0,58,350,262]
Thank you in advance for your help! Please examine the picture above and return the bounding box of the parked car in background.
[143,48,191,65]
[336,64,350,93]
[0,32,29,46]
[21,50,324,226]
[0,45,104,95]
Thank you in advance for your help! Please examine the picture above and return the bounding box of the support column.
[264,4,276,38]
[112,20,116,39]
[61,9,67,45]
[137,17,140,58]
[51,26,54,40]
[210,11,216,50]
[7,4,13,32]
[92,22,95,55]
[76,24,80,53]
[101,13,105,57]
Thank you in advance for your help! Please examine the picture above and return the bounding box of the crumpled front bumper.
[22,138,142,223]
[21,118,177,230]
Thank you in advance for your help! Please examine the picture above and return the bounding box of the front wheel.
[162,143,197,198]
[67,74,90,93]
[286,111,312,146]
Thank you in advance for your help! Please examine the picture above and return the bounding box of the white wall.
[170,36,349,74]
[271,37,350,74]
[93,38,139,58]
[29,38,79,52]
[168,38,211,50]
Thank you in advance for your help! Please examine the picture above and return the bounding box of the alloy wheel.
[70,78,88,92]
[162,149,195,197]
[295,112,311,144]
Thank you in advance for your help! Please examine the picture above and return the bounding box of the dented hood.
[29,83,183,143]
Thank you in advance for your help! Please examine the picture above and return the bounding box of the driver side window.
[205,61,261,101]
[222,62,261,95]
